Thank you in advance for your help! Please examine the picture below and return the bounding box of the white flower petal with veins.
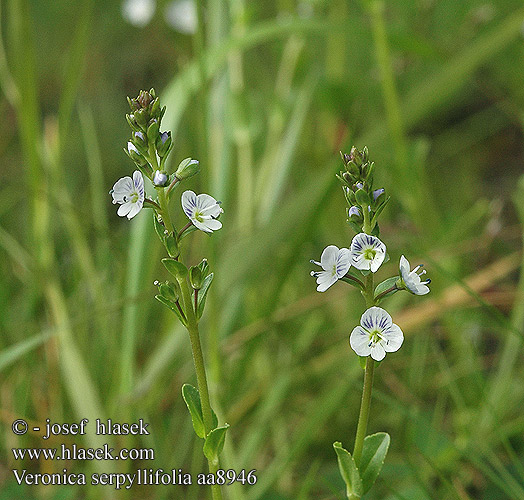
[181,190,223,233]
[350,306,403,361]
[111,170,145,220]
[310,245,351,292]
[350,233,386,273]
[399,255,430,295]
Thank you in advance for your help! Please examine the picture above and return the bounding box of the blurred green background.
[2,0,524,498]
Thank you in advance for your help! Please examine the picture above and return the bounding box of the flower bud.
[175,158,200,180]
[147,119,160,143]
[373,188,385,201]
[153,170,169,187]
[355,188,371,206]
[133,131,147,147]
[156,131,172,157]
[189,266,203,290]
[126,141,148,166]
[348,206,361,218]
[159,281,179,303]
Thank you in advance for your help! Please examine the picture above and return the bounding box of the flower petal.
[336,248,351,277]
[360,306,392,332]
[370,252,385,273]
[126,199,143,219]
[117,202,133,217]
[196,193,220,212]
[370,343,386,361]
[320,245,339,270]
[112,176,134,201]
[350,326,371,357]
[383,323,403,352]
[316,271,337,292]
[399,255,410,277]
[181,190,198,218]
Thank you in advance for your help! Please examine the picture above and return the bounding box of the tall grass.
[2,1,524,499]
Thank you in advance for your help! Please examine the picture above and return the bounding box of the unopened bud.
[175,158,200,180]
[153,170,169,187]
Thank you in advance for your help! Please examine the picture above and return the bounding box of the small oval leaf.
[182,384,205,438]
[360,432,390,494]
[333,441,363,498]
[203,424,229,462]
[162,258,188,280]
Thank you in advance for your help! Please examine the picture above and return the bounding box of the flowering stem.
[156,187,174,234]
[362,203,372,234]
[177,221,193,239]
[374,284,398,303]
[352,235,376,472]
[340,274,365,289]
[166,176,180,197]
[352,356,375,468]
[177,276,222,500]
[156,181,222,500]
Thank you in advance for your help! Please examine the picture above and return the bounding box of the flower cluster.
[310,146,430,362]
[109,89,224,322]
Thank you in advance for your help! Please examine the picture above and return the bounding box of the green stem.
[352,356,375,468]
[362,203,372,234]
[178,277,222,500]
[156,185,222,500]
[352,235,376,471]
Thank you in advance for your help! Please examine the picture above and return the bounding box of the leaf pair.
[333,433,390,498]
[182,384,229,462]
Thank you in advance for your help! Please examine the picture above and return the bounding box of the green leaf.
[370,196,390,228]
[181,384,219,439]
[164,233,179,258]
[182,384,206,438]
[203,424,229,462]
[162,258,188,280]
[333,442,363,498]
[197,272,214,319]
[153,211,165,241]
[360,432,390,494]
[155,295,187,326]
[374,276,399,301]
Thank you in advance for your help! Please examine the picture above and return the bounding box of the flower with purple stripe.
[350,306,403,361]
[350,233,386,272]
[310,245,351,292]
[110,170,145,219]
[399,255,430,295]
[181,190,223,233]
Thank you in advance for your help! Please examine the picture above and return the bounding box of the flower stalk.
[110,90,226,500]
[311,146,430,498]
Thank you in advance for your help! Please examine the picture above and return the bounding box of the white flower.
[111,170,145,219]
[399,255,430,295]
[350,233,386,272]
[310,245,351,292]
[164,0,197,34]
[350,306,403,361]
[122,0,156,27]
[181,190,223,233]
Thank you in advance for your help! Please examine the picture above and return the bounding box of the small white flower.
[111,170,145,219]
[164,0,197,34]
[181,190,223,233]
[122,0,156,27]
[399,255,430,295]
[350,306,403,361]
[310,245,351,292]
[350,233,386,272]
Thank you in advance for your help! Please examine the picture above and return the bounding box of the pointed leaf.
[360,432,390,494]
[182,384,206,438]
[203,424,229,461]
[155,295,186,326]
[181,384,219,439]
[197,272,214,319]
[333,442,363,498]
[374,276,399,301]
[162,258,188,280]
